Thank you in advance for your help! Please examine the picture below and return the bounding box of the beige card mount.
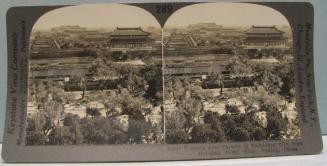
[2,1,322,162]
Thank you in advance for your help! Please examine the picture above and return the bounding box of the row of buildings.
[29,26,161,83]
[31,26,159,56]
[31,24,291,58]
[29,24,292,86]
[165,24,291,55]
[163,23,292,78]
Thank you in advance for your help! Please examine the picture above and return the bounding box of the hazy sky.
[33,3,160,30]
[165,3,290,28]
[33,3,290,30]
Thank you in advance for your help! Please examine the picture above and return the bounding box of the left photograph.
[26,4,163,145]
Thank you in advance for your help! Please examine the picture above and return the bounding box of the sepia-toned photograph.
[2,1,324,163]
[26,4,164,145]
[163,3,299,144]
[25,2,300,146]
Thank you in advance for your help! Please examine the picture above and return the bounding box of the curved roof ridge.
[245,25,284,34]
[110,27,150,36]
[116,27,142,30]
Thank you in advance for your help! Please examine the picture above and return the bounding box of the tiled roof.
[245,26,284,34]
[110,27,150,36]
[195,23,218,27]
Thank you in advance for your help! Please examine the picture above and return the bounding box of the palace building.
[165,33,197,51]
[30,35,61,55]
[108,27,153,50]
[243,25,290,57]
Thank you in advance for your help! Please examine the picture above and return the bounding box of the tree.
[140,65,163,103]
[262,70,282,94]
[119,89,149,120]
[225,104,240,115]
[266,110,288,139]
[220,114,236,140]
[172,77,185,101]
[107,130,128,144]
[32,80,47,103]
[72,74,87,99]
[164,77,174,101]
[61,113,84,145]
[89,60,119,91]
[204,111,214,124]
[25,117,47,145]
[70,115,83,145]
[166,129,189,144]
[212,73,224,96]
[98,60,118,79]
[63,113,74,126]
[253,127,267,141]
[177,96,203,131]
[85,107,101,118]
[239,89,257,114]
[127,119,152,144]
[48,126,77,145]
[256,87,281,113]
[91,130,108,144]
[126,73,146,96]
[190,124,215,143]
[80,118,108,144]
[40,97,64,139]
[232,127,250,141]
[276,63,295,102]
[165,111,187,133]
[225,55,253,80]
[211,113,226,142]
[103,101,116,117]
[26,131,46,145]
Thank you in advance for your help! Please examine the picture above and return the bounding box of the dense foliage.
[26,59,163,145]
[165,54,298,143]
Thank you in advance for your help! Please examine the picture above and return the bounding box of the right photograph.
[163,3,299,144]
